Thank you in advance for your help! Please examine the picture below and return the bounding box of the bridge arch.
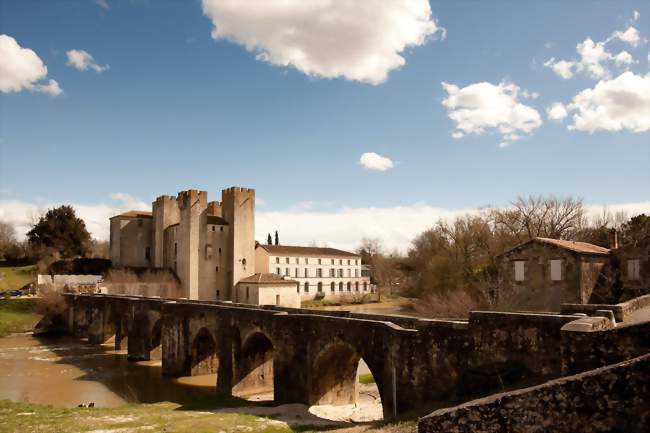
[149,319,162,360]
[233,330,274,398]
[191,327,218,376]
[310,341,383,415]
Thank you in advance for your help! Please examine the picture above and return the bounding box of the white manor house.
[255,244,372,301]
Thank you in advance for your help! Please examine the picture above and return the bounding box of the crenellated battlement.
[177,189,208,209]
[154,195,177,204]
[222,186,255,195]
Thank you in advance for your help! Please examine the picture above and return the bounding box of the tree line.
[358,196,649,305]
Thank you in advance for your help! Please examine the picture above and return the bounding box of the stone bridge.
[62,293,648,420]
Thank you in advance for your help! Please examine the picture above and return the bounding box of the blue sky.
[1,0,649,250]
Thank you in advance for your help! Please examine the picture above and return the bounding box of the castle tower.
[152,195,180,268]
[177,189,208,299]
[221,187,255,300]
[207,201,222,217]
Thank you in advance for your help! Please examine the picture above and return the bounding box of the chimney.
[609,228,619,249]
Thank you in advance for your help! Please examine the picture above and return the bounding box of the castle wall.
[109,217,122,266]
[152,196,180,268]
[109,186,257,302]
[112,217,153,268]
[198,222,230,300]
[177,190,207,299]
[221,187,255,300]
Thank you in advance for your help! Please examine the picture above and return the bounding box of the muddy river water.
[0,332,382,422]
[0,333,219,408]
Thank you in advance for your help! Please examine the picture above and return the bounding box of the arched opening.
[330,282,335,292]
[191,327,218,376]
[347,282,351,292]
[310,343,383,421]
[149,319,162,360]
[318,282,323,293]
[355,282,359,291]
[339,282,343,292]
[233,332,274,400]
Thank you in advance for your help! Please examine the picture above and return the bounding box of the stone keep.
[109,187,256,301]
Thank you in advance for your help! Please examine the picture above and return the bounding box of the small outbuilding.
[235,273,300,308]
[497,237,610,310]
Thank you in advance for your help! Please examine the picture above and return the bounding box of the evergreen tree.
[274,230,279,246]
[267,233,273,245]
[27,205,91,258]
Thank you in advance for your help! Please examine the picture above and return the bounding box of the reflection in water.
[0,333,217,408]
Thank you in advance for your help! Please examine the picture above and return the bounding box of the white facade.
[235,274,300,308]
[255,244,372,301]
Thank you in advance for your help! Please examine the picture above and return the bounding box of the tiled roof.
[207,215,229,225]
[238,273,298,284]
[503,237,611,256]
[257,244,360,258]
[112,210,153,219]
[534,237,610,255]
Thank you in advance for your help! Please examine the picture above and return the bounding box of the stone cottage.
[497,237,610,310]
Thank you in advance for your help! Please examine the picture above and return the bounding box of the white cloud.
[613,50,635,66]
[546,102,568,121]
[634,11,640,22]
[0,34,62,96]
[575,38,612,79]
[201,0,444,85]
[609,26,644,48]
[0,193,149,241]
[66,49,109,73]
[565,71,650,133]
[441,80,542,147]
[545,14,646,80]
[3,197,649,253]
[543,57,575,79]
[359,152,394,171]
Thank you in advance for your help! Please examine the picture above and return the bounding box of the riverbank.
[0,399,416,433]
[0,331,416,433]
[0,299,40,337]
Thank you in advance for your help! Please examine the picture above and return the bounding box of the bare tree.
[0,221,17,258]
[490,195,585,242]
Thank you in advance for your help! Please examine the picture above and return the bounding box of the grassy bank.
[0,299,40,337]
[0,400,417,433]
[0,400,292,433]
[0,261,35,292]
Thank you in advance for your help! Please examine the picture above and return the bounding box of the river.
[0,332,382,422]
[0,332,219,408]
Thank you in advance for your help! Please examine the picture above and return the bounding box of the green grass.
[0,261,35,292]
[0,399,418,433]
[358,373,376,384]
[0,299,40,337]
[0,400,294,433]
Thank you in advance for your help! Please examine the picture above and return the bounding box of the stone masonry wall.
[418,353,650,433]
